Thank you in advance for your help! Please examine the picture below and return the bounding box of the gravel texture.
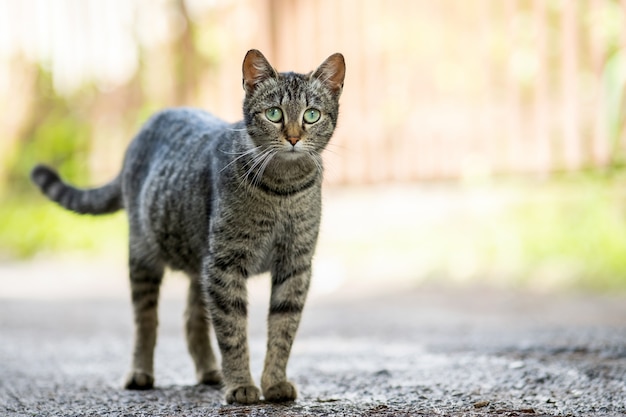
[1,285,625,416]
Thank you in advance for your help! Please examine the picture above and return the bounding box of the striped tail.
[30,164,123,215]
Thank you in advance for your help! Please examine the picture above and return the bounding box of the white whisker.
[220,146,261,173]
[251,149,277,188]
[308,152,324,176]
[233,149,268,194]
[325,141,349,151]
[238,147,274,187]
[245,151,268,187]
[318,145,341,157]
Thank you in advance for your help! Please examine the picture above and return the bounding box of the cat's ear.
[311,53,346,96]
[242,49,278,94]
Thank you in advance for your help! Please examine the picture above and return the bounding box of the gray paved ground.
[1,282,625,416]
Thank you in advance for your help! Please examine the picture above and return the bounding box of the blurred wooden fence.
[2,0,626,184]
[264,0,626,183]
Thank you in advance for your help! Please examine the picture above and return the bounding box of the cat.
[30,49,345,405]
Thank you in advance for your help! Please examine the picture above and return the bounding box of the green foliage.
[0,66,128,259]
[3,67,92,194]
[0,195,127,260]
[507,175,626,290]
[604,49,626,167]
[329,174,626,292]
[472,176,626,290]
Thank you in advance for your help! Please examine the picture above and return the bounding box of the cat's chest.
[240,192,317,233]
[254,196,320,272]
[217,187,319,246]
[205,180,322,276]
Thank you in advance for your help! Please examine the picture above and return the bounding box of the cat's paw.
[263,381,298,403]
[198,369,223,387]
[124,371,154,390]
[225,384,261,404]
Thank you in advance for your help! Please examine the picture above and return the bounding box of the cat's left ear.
[242,49,278,94]
[311,53,346,97]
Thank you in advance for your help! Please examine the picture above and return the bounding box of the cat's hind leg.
[185,275,222,386]
[124,253,164,390]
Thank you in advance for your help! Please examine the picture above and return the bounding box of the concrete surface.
[1,277,625,416]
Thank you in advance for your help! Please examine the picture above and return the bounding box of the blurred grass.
[2,173,626,292]
[511,179,626,290]
[321,173,626,292]
[0,195,127,260]
[478,176,626,290]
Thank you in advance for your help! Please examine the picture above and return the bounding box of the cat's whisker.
[249,155,268,187]
[219,144,260,157]
[220,148,252,156]
[254,149,279,187]
[220,146,262,173]
[319,146,341,158]
[309,152,324,176]
[325,141,349,151]
[239,147,274,187]
[244,152,266,186]
[232,146,271,193]
[250,148,279,187]
[321,142,359,160]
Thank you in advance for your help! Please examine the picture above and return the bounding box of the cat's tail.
[30,164,123,215]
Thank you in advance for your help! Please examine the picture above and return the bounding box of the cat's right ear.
[242,49,278,94]
[311,53,346,97]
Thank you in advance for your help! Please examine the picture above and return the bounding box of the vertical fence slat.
[620,0,626,158]
[478,0,495,176]
[590,0,609,166]
[561,0,581,170]
[505,0,523,172]
[533,0,550,175]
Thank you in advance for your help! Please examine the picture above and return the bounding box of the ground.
[1,268,625,417]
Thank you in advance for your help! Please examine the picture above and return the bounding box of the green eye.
[303,108,321,124]
[265,107,283,123]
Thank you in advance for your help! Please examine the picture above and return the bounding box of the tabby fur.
[31,49,345,404]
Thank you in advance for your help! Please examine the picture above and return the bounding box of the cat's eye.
[303,108,321,124]
[265,107,283,123]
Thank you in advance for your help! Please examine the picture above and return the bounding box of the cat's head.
[241,49,345,162]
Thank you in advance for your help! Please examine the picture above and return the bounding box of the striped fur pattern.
[31,50,345,405]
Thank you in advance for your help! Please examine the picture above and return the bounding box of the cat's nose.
[286,137,300,146]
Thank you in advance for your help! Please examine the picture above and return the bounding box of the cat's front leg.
[203,254,259,404]
[261,261,312,402]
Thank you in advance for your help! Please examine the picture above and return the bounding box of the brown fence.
[263,0,626,183]
[2,0,626,185]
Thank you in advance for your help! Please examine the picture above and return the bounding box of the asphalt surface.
[1,282,625,416]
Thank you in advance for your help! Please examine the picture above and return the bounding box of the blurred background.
[1,0,626,298]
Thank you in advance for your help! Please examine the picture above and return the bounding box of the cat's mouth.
[278,149,305,161]
[275,141,310,161]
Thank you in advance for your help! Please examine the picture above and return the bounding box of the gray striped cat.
[31,49,345,404]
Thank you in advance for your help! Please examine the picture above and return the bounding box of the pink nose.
[287,137,300,146]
